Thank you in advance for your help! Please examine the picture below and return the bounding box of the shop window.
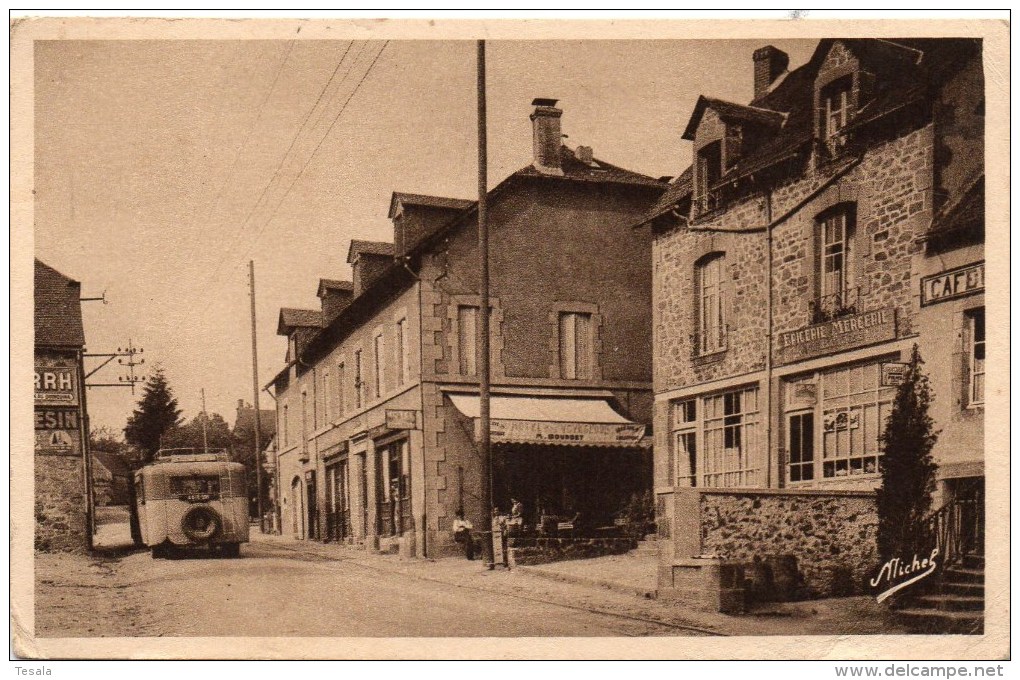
[813,206,857,323]
[373,333,385,400]
[377,440,412,537]
[458,305,478,376]
[558,311,593,379]
[966,308,985,406]
[396,318,408,387]
[784,364,892,484]
[673,399,697,487]
[696,253,727,354]
[701,387,760,487]
[353,349,363,410]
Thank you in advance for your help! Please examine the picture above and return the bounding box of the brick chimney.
[753,46,789,99]
[530,98,563,175]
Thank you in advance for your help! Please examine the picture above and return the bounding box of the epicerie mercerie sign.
[777,307,896,364]
[35,363,78,406]
[921,261,984,306]
[477,419,647,447]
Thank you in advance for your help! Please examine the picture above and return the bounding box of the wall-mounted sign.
[35,429,79,456]
[34,408,80,431]
[823,411,859,433]
[35,362,78,406]
[881,362,909,387]
[477,419,647,447]
[777,308,896,364]
[385,409,418,431]
[921,262,984,306]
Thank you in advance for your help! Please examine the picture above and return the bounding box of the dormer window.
[822,76,852,140]
[694,140,722,214]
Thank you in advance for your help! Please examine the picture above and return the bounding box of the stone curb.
[515,564,658,600]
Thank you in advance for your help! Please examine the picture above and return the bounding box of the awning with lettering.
[446,393,648,448]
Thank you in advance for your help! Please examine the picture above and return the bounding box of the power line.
[173,40,295,273]
[243,41,389,257]
[193,41,358,307]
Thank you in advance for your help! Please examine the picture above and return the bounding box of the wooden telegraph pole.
[249,260,265,532]
[477,40,495,568]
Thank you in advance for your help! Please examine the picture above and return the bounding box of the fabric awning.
[447,393,648,447]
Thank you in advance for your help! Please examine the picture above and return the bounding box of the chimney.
[530,98,563,175]
[575,145,594,165]
[753,46,789,99]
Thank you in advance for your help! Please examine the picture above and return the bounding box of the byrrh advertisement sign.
[35,360,78,406]
[778,307,896,364]
[476,419,647,447]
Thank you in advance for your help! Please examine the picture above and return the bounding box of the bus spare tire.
[181,506,221,541]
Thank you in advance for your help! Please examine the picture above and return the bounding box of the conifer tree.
[123,366,183,463]
[876,344,939,561]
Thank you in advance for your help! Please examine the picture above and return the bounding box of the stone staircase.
[895,551,984,634]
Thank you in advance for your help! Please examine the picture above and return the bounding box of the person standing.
[452,509,475,560]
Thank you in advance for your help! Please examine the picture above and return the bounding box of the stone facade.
[645,39,983,607]
[270,102,664,560]
[698,490,878,598]
[35,454,88,552]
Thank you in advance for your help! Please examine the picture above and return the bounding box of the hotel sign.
[477,419,647,447]
[777,308,896,364]
[921,262,984,306]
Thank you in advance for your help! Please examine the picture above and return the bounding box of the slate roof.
[276,308,322,336]
[926,175,984,251]
[346,239,396,264]
[637,38,980,228]
[640,168,693,226]
[681,96,786,141]
[317,279,354,298]
[232,406,277,439]
[388,192,474,219]
[35,259,85,348]
[514,145,665,188]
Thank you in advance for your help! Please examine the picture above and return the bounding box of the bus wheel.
[220,543,241,559]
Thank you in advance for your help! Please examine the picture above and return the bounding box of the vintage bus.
[134,449,249,558]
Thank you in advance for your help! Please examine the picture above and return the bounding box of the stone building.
[268,99,665,558]
[636,39,984,608]
[34,259,94,552]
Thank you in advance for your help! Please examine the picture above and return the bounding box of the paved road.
[36,532,710,638]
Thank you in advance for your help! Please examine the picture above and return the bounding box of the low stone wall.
[35,454,88,553]
[508,537,637,566]
[698,489,878,599]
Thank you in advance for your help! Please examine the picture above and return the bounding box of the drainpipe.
[764,189,775,489]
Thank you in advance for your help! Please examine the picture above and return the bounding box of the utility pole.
[84,340,146,393]
[476,39,495,569]
[200,388,209,454]
[249,260,265,533]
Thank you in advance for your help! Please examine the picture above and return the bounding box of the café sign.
[778,307,896,364]
[921,262,984,306]
[476,419,647,447]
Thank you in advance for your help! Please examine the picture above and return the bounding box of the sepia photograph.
[11,14,1008,662]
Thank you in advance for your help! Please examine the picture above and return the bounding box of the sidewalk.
[514,550,658,599]
[255,531,909,636]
